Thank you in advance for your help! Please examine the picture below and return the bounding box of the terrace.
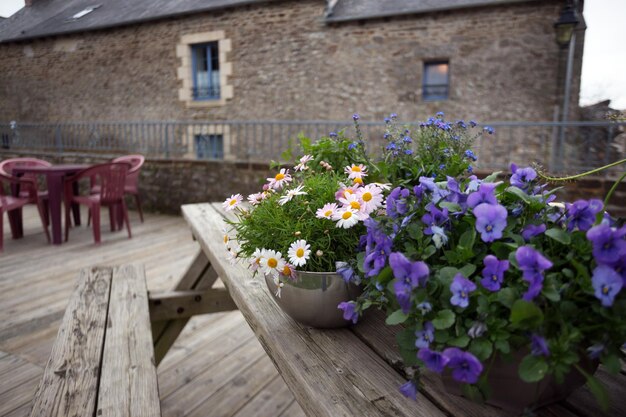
[0,205,304,417]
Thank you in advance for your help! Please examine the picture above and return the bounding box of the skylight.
[69,4,101,20]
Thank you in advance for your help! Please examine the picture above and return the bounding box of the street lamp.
[553,2,580,171]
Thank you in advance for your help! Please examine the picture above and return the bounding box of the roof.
[325,0,543,22]
[0,0,546,43]
[0,0,274,43]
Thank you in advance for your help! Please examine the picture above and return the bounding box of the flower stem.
[603,170,626,209]
[537,158,626,182]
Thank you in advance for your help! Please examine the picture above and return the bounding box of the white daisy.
[357,184,384,214]
[222,194,243,211]
[316,202,338,219]
[333,207,359,229]
[259,249,286,279]
[273,277,285,297]
[225,248,239,265]
[267,168,292,190]
[344,164,368,180]
[278,185,307,206]
[280,263,298,281]
[247,192,264,206]
[294,154,313,171]
[249,248,263,272]
[373,182,392,191]
[288,239,311,267]
[338,192,368,220]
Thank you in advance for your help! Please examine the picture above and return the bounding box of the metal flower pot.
[264,271,362,328]
[442,349,598,412]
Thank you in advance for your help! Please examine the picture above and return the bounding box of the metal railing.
[0,120,624,175]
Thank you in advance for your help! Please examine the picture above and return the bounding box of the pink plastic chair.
[64,162,132,244]
[0,158,51,212]
[89,154,145,224]
[0,173,50,251]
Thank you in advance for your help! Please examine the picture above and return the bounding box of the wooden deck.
[0,206,305,417]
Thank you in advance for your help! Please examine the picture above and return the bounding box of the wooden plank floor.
[0,206,304,417]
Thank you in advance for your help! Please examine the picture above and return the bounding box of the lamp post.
[553,2,580,171]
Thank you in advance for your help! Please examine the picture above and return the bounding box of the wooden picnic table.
[181,202,626,417]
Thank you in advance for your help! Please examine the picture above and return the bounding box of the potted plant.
[344,114,626,412]
[222,115,387,328]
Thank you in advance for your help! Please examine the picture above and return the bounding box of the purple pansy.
[387,187,411,218]
[466,175,482,192]
[522,223,546,241]
[510,164,537,191]
[586,224,626,265]
[587,343,606,359]
[480,255,509,292]
[565,199,604,232]
[591,265,623,307]
[450,274,477,308]
[530,334,550,357]
[390,252,430,313]
[417,348,449,373]
[608,256,626,285]
[363,219,393,277]
[336,262,358,284]
[473,203,508,242]
[399,380,418,400]
[338,301,358,324]
[516,246,552,301]
[419,176,449,203]
[421,204,449,235]
[442,348,483,384]
[415,322,435,349]
[467,182,498,208]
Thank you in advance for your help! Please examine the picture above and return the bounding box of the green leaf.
[506,186,532,204]
[448,335,470,348]
[545,228,571,245]
[396,327,419,367]
[519,355,549,382]
[483,171,502,183]
[510,300,544,328]
[459,264,476,278]
[542,284,561,302]
[432,309,456,329]
[407,223,423,240]
[601,354,621,375]
[494,339,510,354]
[575,365,609,412]
[386,309,409,325]
[496,288,517,308]
[438,267,458,283]
[422,245,437,260]
[459,229,476,250]
[470,339,493,362]
[440,202,462,213]
[377,266,394,286]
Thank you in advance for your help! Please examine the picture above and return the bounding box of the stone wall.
[2,150,623,218]
[0,0,574,124]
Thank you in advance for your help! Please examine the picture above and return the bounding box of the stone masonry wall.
[0,0,570,124]
[2,150,623,218]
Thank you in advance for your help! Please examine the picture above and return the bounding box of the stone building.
[0,0,585,125]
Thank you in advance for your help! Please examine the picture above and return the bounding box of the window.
[423,61,449,101]
[195,134,224,159]
[192,42,220,100]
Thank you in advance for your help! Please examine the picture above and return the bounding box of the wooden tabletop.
[182,202,626,417]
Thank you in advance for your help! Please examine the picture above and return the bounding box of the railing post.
[164,123,170,158]
[55,125,63,154]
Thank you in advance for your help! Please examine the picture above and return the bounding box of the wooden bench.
[181,202,626,417]
[29,265,161,417]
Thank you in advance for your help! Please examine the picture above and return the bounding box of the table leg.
[7,184,24,239]
[72,181,81,226]
[47,173,65,245]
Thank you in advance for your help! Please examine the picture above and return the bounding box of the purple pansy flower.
[421,204,449,235]
[530,334,550,357]
[390,252,430,313]
[467,182,498,208]
[399,380,417,400]
[336,261,358,284]
[522,223,546,241]
[417,348,449,373]
[446,176,468,208]
[480,255,509,292]
[608,256,626,285]
[586,224,626,265]
[587,343,606,359]
[516,246,553,301]
[338,301,358,324]
[415,322,435,349]
[510,164,537,190]
[473,203,508,242]
[466,175,482,192]
[450,274,477,308]
[591,265,623,307]
[442,348,483,384]
[419,176,449,203]
[386,187,411,218]
[565,199,604,232]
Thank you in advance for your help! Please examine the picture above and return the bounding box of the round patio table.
[9,164,91,245]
